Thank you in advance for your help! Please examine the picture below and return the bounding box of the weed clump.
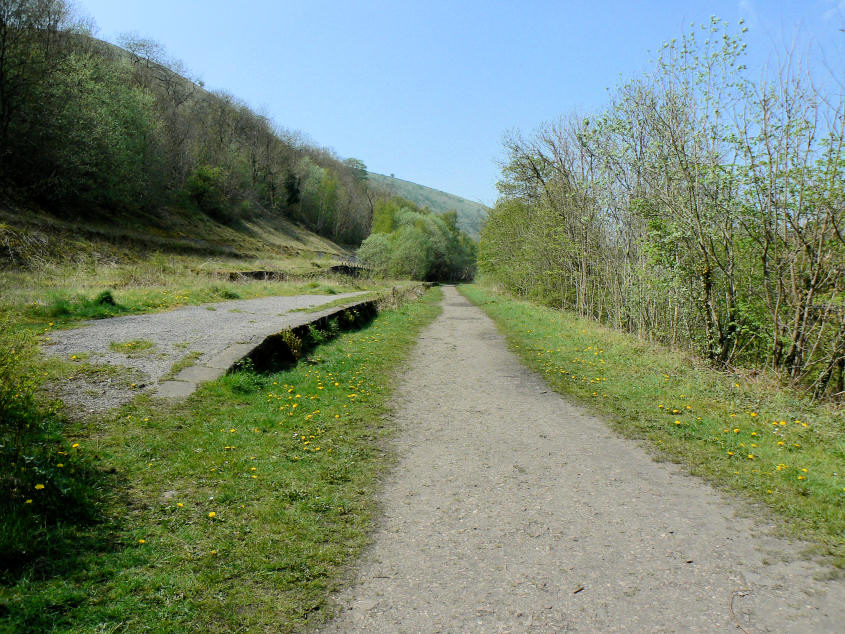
[32,290,127,322]
[213,286,241,300]
[94,290,116,306]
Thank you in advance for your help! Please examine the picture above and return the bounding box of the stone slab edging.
[154,298,377,399]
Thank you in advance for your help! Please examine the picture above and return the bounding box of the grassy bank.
[2,254,384,329]
[1,287,442,632]
[460,284,844,568]
[0,206,399,330]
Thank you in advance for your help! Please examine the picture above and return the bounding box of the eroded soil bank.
[323,286,844,632]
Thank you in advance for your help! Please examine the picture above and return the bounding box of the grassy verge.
[8,269,386,328]
[0,287,443,632]
[460,284,845,568]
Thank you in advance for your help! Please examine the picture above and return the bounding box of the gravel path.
[323,286,845,632]
[45,292,365,415]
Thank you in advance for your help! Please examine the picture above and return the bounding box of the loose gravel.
[45,293,365,416]
[322,286,845,632]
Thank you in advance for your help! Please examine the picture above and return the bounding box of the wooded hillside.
[366,172,488,239]
[0,0,375,244]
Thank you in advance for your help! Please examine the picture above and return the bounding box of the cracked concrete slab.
[45,292,369,412]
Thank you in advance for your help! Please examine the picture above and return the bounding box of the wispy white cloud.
[822,0,845,22]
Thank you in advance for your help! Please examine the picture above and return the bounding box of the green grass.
[108,339,156,356]
[13,276,381,329]
[1,205,420,335]
[161,351,203,382]
[460,284,845,568]
[0,287,442,632]
[0,209,396,330]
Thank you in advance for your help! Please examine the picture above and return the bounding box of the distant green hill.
[367,173,488,239]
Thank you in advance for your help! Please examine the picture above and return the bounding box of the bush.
[357,203,476,281]
[186,166,232,222]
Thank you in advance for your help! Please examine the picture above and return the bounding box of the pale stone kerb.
[153,298,379,399]
[154,380,196,399]
[242,300,378,373]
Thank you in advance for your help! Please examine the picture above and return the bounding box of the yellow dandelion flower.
[138,539,146,544]
[34,484,44,490]
[208,511,216,518]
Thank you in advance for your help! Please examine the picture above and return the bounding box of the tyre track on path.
[322,286,844,632]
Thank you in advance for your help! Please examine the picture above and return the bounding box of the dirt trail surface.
[45,292,365,414]
[323,286,845,633]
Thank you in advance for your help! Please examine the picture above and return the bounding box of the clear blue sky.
[77,0,845,206]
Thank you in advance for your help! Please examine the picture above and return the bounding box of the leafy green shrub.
[186,166,232,223]
[357,202,476,281]
[307,324,328,346]
[326,317,340,338]
[278,329,303,360]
